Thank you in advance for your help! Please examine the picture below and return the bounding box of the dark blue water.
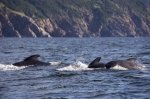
[0,38,150,99]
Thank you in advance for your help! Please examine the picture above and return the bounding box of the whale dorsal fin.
[89,57,101,66]
[24,54,40,61]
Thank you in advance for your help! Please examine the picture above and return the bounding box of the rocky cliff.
[0,0,150,37]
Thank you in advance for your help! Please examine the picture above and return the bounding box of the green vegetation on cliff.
[1,0,149,18]
[0,0,150,37]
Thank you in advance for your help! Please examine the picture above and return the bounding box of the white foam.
[0,64,26,71]
[135,64,147,71]
[111,64,147,71]
[57,61,93,71]
[112,65,128,70]
[49,61,62,66]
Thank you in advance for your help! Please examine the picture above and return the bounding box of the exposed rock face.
[0,1,150,37]
[0,7,51,37]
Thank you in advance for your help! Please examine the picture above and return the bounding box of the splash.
[49,61,62,66]
[57,61,93,71]
[112,65,128,70]
[0,64,26,71]
[134,64,147,71]
[112,64,147,71]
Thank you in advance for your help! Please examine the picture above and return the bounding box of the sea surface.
[0,38,150,99]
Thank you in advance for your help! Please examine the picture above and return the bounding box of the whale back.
[117,58,139,69]
[126,58,137,62]
[13,54,50,66]
[106,58,139,69]
[105,61,117,69]
[24,54,40,61]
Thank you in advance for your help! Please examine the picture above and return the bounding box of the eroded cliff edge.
[0,0,150,37]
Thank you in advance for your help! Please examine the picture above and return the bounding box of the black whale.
[88,57,145,70]
[105,58,144,70]
[13,54,50,66]
[88,57,105,68]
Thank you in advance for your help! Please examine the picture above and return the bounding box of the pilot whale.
[105,58,145,70]
[13,54,51,66]
[88,57,105,68]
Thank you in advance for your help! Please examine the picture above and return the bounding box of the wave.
[0,61,147,72]
[134,64,147,71]
[57,62,129,71]
[57,61,93,71]
[0,64,26,71]
[57,61,147,71]
[49,61,62,66]
[112,63,147,71]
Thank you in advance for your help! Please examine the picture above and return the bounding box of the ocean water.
[0,38,150,99]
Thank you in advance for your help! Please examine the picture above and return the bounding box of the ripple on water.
[0,38,150,99]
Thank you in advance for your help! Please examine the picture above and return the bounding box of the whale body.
[105,58,145,70]
[88,57,146,70]
[13,54,51,66]
[88,57,105,68]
